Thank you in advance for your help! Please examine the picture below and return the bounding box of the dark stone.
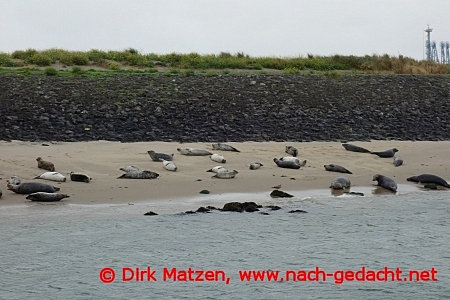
[270,190,294,198]
[184,210,196,214]
[222,202,244,212]
[288,209,308,213]
[266,205,281,211]
[144,211,158,216]
[196,206,210,213]
[199,189,210,194]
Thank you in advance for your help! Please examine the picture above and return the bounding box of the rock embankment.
[1,74,449,142]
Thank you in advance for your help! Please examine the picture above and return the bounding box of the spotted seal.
[26,192,70,202]
[118,170,159,179]
[212,170,239,179]
[285,146,298,157]
[120,166,140,173]
[330,177,351,189]
[273,158,300,169]
[212,143,240,152]
[280,157,306,167]
[36,157,55,172]
[7,182,60,194]
[393,156,403,167]
[373,174,397,192]
[406,174,450,188]
[371,148,399,158]
[342,143,371,153]
[148,150,174,162]
[324,164,352,174]
[161,159,177,171]
[7,176,21,185]
[210,154,226,163]
[70,172,91,183]
[206,166,228,173]
[177,148,212,156]
[249,162,263,170]
[34,172,66,182]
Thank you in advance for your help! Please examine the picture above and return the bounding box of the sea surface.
[0,187,449,299]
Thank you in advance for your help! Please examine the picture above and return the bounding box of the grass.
[0,48,449,75]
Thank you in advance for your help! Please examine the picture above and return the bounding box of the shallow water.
[0,188,449,299]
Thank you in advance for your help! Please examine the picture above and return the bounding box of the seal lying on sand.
[206,166,228,173]
[212,143,240,152]
[273,158,300,169]
[120,166,140,173]
[26,192,70,202]
[118,170,159,179]
[249,162,263,170]
[212,170,239,179]
[373,174,397,192]
[70,172,91,183]
[280,157,306,167]
[285,146,298,157]
[148,150,174,162]
[393,156,403,167]
[7,176,21,185]
[161,159,177,171]
[177,148,212,156]
[407,174,450,188]
[34,172,66,182]
[210,154,226,163]
[36,157,55,172]
[330,177,351,189]
[324,164,352,174]
[342,143,371,153]
[371,148,398,158]
[7,182,60,194]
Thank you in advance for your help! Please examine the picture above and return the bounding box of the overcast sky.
[1,0,449,60]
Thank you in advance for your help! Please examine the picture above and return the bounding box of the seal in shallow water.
[273,158,300,169]
[26,192,70,202]
[393,156,403,167]
[373,174,397,192]
[148,150,174,162]
[206,166,228,173]
[330,177,351,189]
[285,146,298,157]
[371,148,398,158]
[36,157,55,172]
[117,170,159,179]
[212,170,239,179]
[7,182,60,194]
[70,172,91,183]
[177,148,212,156]
[324,164,352,174]
[7,176,21,185]
[210,154,226,163]
[342,143,371,153]
[212,143,240,152]
[34,172,66,182]
[407,174,450,188]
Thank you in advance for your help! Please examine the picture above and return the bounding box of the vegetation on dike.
[0,48,449,76]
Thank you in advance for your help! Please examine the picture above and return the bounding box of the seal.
[273,158,300,169]
[249,162,263,170]
[206,166,228,173]
[373,174,397,192]
[34,172,66,182]
[70,172,91,183]
[330,177,351,189]
[0,190,2,198]
[148,150,174,162]
[7,176,21,185]
[285,146,298,157]
[393,156,403,167]
[177,148,212,156]
[36,157,55,172]
[280,157,306,167]
[26,192,70,202]
[118,170,159,179]
[161,159,177,171]
[324,164,352,174]
[7,182,60,194]
[212,170,239,179]
[212,143,240,152]
[210,154,226,163]
[407,174,450,188]
[120,166,140,173]
[342,143,371,153]
[371,148,399,158]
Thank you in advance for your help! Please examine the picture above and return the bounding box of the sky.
[1,0,449,61]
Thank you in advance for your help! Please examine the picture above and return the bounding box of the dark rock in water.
[343,192,365,196]
[288,209,308,213]
[0,189,2,198]
[144,211,158,216]
[206,206,218,210]
[259,212,270,215]
[199,189,210,194]
[242,202,260,212]
[270,190,294,198]
[266,205,281,211]
[185,210,196,214]
[222,202,244,212]
[41,143,49,146]
[424,183,438,190]
[196,206,210,213]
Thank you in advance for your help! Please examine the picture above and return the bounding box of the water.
[1,189,449,299]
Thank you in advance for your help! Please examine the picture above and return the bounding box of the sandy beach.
[0,140,449,209]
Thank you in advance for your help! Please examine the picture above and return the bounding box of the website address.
[238,267,438,284]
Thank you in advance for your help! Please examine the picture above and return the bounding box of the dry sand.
[0,140,449,210]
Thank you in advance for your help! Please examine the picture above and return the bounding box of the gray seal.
[273,158,300,169]
[330,177,351,189]
[26,192,70,202]
[280,157,306,166]
[371,148,399,158]
[36,157,55,172]
[285,146,298,157]
[70,172,91,183]
[7,182,60,194]
[373,174,397,192]
[249,162,263,170]
[393,156,403,167]
[120,166,140,173]
[118,170,159,179]
[212,143,240,152]
[212,170,239,179]
[406,174,450,188]
[342,143,371,153]
[148,150,174,162]
[324,164,352,174]
[177,148,212,156]
[7,176,21,185]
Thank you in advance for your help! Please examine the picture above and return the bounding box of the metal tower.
[441,42,446,63]
[431,41,439,62]
[445,42,450,64]
[425,25,433,61]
